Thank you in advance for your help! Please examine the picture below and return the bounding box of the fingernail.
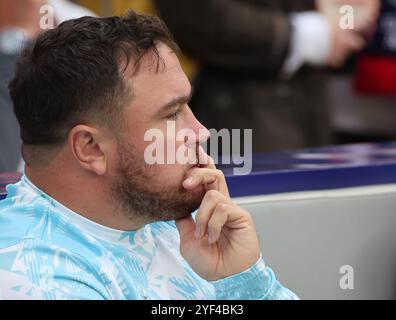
[194,225,200,239]
[185,176,194,185]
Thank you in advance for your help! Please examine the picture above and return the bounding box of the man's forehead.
[123,43,191,112]
[124,43,180,77]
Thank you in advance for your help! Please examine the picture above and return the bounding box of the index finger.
[197,145,215,170]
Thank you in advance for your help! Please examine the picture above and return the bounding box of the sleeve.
[0,237,110,300]
[277,0,317,12]
[282,12,332,76]
[154,0,293,74]
[210,254,299,300]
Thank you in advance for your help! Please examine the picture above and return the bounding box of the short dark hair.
[9,11,178,153]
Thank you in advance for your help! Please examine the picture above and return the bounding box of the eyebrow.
[159,90,193,114]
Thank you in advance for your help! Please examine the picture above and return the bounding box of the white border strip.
[233,184,396,205]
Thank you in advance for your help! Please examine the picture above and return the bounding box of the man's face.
[109,43,209,225]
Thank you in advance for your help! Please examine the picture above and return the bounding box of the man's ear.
[68,125,111,176]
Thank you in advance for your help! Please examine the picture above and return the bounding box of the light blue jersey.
[0,175,298,300]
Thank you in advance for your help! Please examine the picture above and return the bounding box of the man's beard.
[110,137,205,226]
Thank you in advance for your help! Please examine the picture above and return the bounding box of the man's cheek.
[158,163,186,181]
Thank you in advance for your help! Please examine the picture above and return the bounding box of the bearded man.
[0,11,297,300]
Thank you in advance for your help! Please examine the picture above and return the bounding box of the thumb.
[175,214,196,243]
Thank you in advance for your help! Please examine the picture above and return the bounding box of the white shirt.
[282,12,332,77]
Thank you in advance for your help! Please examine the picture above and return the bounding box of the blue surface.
[3,142,396,200]
[218,142,396,197]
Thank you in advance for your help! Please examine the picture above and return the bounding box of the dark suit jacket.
[155,0,333,151]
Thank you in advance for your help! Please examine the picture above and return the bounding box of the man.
[0,11,297,300]
[154,0,379,151]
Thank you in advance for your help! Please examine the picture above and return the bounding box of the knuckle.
[215,169,225,179]
[216,202,228,213]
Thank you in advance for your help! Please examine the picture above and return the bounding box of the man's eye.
[166,109,182,120]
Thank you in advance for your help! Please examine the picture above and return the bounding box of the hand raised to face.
[176,147,261,281]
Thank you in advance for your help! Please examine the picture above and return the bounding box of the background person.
[0,0,95,173]
[154,0,380,152]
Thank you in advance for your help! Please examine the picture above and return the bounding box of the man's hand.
[316,0,380,68]
[317,0,380,32]
[327,24,365,68]
[175,148,261,281]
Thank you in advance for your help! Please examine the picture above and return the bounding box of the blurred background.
[2,1,396,300]
[0,0,395,173]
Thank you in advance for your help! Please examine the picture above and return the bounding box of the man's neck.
[25,165,146,231]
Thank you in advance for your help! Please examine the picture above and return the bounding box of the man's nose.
[185,107,210,145]
[197,124,210,145]
[190,116,210,145]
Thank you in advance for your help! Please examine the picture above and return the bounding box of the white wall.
[235,185,396,300]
